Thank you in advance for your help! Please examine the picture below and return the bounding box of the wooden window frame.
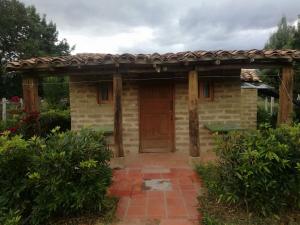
[199,80,214,101]
[97,82,113,104]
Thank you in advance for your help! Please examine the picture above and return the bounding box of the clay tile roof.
[5,49,300,71]
[240,69,261,82]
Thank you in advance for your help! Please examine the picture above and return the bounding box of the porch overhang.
[6,49,300,158]
[6,49,300,76]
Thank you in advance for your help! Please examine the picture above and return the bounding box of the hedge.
[0,128,113,225]
[211,125,300,216]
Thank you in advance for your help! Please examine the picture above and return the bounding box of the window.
[98,82,112,104]
[199,81,213,101]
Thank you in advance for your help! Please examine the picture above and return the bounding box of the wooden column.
[277,66,294,125]
[22,76,40,113]
[188,70,200,157]
[113,74,124,157]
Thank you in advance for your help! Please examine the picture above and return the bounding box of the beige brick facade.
[240,88,258,129]
[69,74,257,158]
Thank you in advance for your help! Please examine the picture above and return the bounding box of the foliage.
[218,127,300,215]
[42,77,69,108]
[265,17,295,49]
[0,119,18,133]
[18,111,40,139]
[196,164,300,225]
[0,129,113,225]
[0,134,34,225]
[1,107,71,138]
[39,110,70,137]
[199,126,300,217]
[0,0,74,98]
[257,106,277,128]
[262,15,300,110]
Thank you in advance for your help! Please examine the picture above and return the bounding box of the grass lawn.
[196,164,300,225]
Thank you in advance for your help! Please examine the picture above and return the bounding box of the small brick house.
[6,50,299,159]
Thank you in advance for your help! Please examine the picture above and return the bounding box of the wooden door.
[139,82,174,153]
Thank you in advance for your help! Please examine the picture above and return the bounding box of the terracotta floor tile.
[160,218,196,225]
[130,196,147,206]
[146,191,164,199]
[178,177,194,185]
[143,173,162,180]
[167,204,188,218]
[165,190,182,199]
[111,153,201,224]
[180,184,196,191]
[127,206,146,218]
[147,203,166,218]
[166,197,183,206]
[186,205,199,220]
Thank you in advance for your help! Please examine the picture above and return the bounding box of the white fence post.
[270,97,274,115]
[264,97,268,112]
[2,98,6,121]
[20,98,24,109]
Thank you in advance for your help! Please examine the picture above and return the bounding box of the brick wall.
[69,76,139,155]
[240,88,257,129]
[174,77,242,157]
[122,81,139,155]
[69,75,256,158]
[69,76,113,131]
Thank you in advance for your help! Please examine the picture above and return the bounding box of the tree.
[292,15,300,49]
[265,16,295,49]
[43,76,69,109]
[0,0,74,98]
[262,15,300,121]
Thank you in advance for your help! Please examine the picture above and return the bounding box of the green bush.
[0,119,19,132]
[212,125,300,216]
[0,128,113,225]
[257,106,277,128]
[39,110,71,136]
[0,134,34,225]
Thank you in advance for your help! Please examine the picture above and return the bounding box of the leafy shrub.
[1,110,71,138]
[0,134,35,225]
[39,110,70,136]
[257,106,277,128]
[18,111,41,139]
[212,125,300,216]
[294,105,300,123]
[0,119,19,133]
[0,128,113,225]
[42,77,69,109]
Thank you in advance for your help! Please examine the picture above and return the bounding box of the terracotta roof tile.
[6,49,300,71]
[240,69,261,82]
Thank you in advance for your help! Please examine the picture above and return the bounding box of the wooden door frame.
[138,80,175,153]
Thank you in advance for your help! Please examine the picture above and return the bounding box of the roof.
[241,82,274,90]
[240,69,261,82]
[6,49,300,72]
[240,69,274,89]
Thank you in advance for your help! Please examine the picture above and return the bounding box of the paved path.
[109,153,202,225]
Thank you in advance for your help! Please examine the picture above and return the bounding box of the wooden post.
[2,98,6,121]
[188,70,200,157]
[277,66,294,125]
[22,76,40,113]
[113,74,124,157]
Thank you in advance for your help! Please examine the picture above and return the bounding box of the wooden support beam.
[113,74,124,157]
[22,76,39,113]
[188,70,200,157]
[278,66,294,125]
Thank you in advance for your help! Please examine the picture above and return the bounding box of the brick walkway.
[109,153,202,225]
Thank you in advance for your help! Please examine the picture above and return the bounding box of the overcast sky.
[21,0,300,54]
